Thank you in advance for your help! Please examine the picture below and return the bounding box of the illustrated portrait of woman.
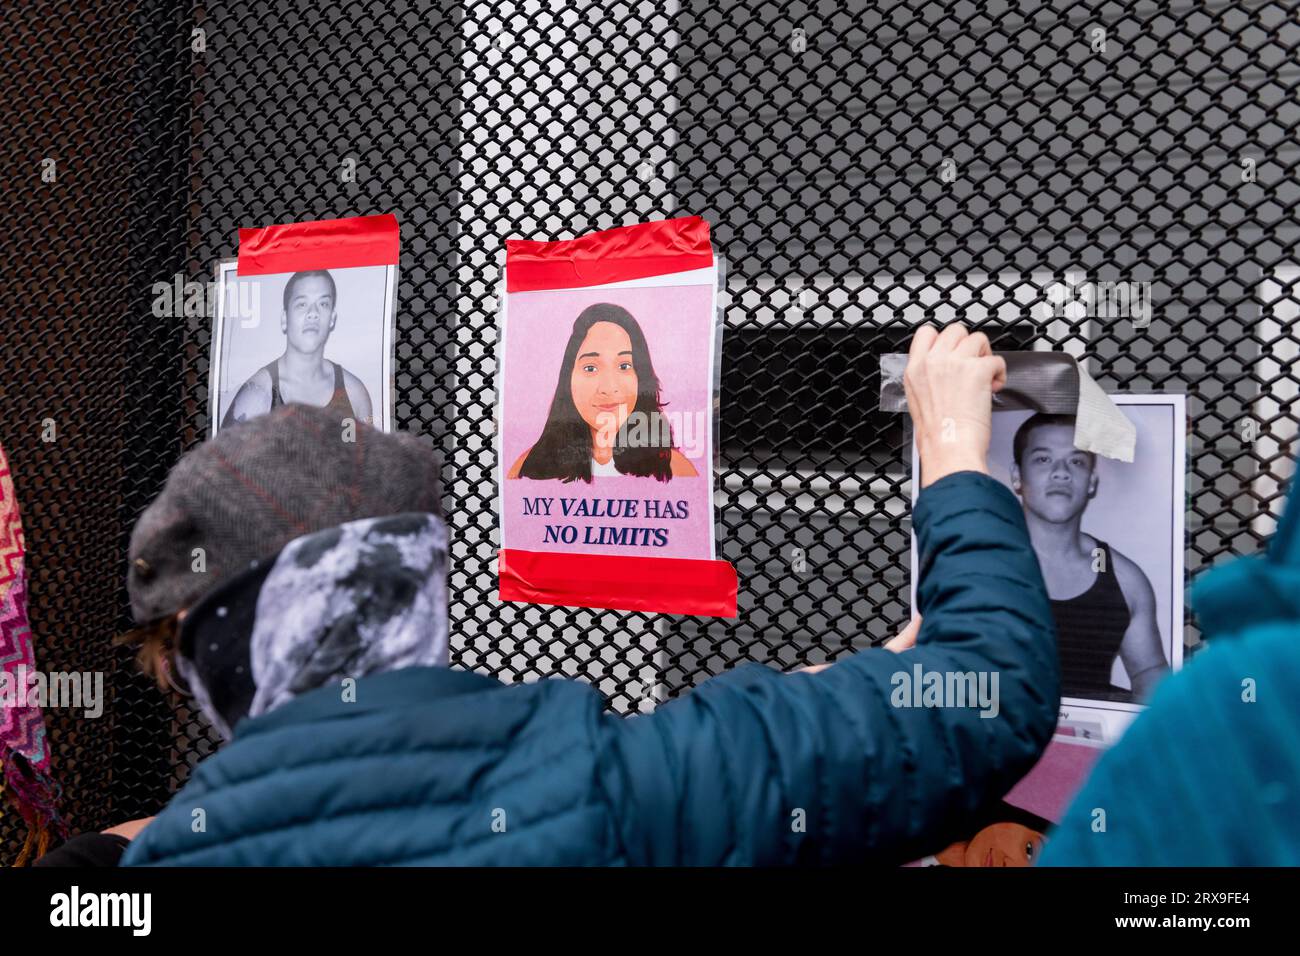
[508,302,698,483]
[929,804,1052,867]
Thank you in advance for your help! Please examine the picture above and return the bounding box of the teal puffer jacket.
[1041,460,1300,866]
[123,471,1058,866]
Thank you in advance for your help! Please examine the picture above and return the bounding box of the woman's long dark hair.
[519,303,675,483]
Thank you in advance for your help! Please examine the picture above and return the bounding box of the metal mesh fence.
[1,0,1298,860]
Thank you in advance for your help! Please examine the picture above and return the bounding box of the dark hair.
[1012,412,1094,466]
[113,613,184,694]
[518,303,674,483]
[282,269,337,314]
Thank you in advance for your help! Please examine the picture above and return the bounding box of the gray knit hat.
[127,404,442,624]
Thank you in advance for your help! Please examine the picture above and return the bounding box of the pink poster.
[496,217,737,616]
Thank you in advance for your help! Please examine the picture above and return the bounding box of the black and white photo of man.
[222,269,374,428]
[1010,413,1169,702]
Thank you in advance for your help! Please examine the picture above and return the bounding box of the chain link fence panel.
[1,0,1297,859]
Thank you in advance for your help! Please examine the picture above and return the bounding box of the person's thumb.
[982,354,1007,392]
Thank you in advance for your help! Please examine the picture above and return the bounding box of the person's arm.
[1113,551,1167,700]
[1042,553,1300,867]
[222,372,272,428]
[595,325,1059,865]
[102,816,154,840]
[597,470,1059,864]
[342,368,374,425]
[32,832,132,867]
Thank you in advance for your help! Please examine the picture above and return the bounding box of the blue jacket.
[124,471,1058,865]
[1041,469,1300,866]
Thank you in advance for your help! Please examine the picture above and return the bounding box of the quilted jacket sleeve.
[596,470,1060,865]
[1039,552,1300,867]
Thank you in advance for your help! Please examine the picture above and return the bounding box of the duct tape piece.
[879,351,1137,462]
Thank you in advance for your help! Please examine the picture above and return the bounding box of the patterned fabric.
[176,512,449,740]
[0,441,65,864]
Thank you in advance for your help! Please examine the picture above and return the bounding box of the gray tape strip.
[879,351,1137,462]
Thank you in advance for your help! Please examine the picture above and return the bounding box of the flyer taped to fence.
[496,216,738,616]
[210,213,400,435]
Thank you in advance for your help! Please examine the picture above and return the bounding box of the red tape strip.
[498,549,738,617]
[237,213,400,275]
[505,215,713,292]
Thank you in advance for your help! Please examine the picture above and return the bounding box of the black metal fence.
[2,0,1297,860]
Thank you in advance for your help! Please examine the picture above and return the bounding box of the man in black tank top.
[1010,413,1168,702]
[222,269,374,430]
